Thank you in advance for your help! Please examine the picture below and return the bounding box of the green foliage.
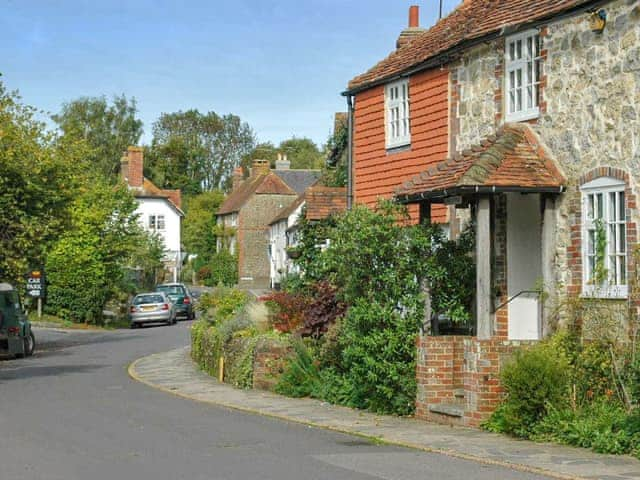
[0,81,88,285]
[197,287,249,325]
[322,116,348,187]
[484,339,571,437]
[593,218,608,285]
[263,290,312,333]
[52,94,143,181]
[146,109,256,194]
[334,299,419,415]
[278,137,323,169]
[202,250,238,287]
[275,339,322,398]
[45,181,160,323]
[182,190,224,256]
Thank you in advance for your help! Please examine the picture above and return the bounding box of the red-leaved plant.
[300,282,346,338]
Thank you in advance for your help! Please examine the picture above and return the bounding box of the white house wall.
[135,197,182,259]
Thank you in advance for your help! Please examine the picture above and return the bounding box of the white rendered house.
[121,146,184,282]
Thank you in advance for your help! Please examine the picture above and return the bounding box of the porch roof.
[395,123,566,204]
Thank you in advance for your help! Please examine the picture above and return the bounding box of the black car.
[154,283,195,320]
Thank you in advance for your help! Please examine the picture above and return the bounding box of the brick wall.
[252,338,293,391]
[416,335,534,428]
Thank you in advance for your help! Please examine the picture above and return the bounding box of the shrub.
[485,338,571,437]
[206,250,238,287]
[300,281,346,338]
[333,298,419,415]
[197,287,249,325]
[275,339,322,398]
[263,291,311,333]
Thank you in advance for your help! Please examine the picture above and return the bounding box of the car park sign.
[26,270,46,299]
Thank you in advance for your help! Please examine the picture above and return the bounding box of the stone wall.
[239,194,297,288]
[252,337,293,391]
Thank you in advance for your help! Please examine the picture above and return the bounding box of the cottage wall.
[238,194,296,289]
[353,68,450,222]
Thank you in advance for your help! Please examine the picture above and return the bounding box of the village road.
[0,323,548,480]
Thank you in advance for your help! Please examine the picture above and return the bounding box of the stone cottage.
[345,0,640,426]
[216,159,319,289]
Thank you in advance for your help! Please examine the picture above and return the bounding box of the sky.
[0,0,461,147]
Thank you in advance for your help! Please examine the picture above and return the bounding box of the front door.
[506,193,542,340]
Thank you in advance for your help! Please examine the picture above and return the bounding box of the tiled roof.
[269,195,305,225]
[348,0,592,91]
[273,169,321,195]
[133,178,184,215]
[218,172,296,215]
[395,123,566,202]
[305,186,347,221]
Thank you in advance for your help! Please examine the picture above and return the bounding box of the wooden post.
[476,197,493,340]
[218,357,224,382]
[541,196,557,338]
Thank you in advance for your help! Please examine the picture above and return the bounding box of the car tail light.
[183,297,191,304]
[130,306,137,313]
[162,304,170,311]
[7,326,20,336]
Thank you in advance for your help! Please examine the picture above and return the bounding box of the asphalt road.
[0,323,547,480]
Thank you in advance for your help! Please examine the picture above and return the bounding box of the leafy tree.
[279,137,323,169]
[46,181,161,323]
[182,190,225,256]
[52,95,143,180]
[146,110,256,194]
[322,116,348,187]
[0,81,89,284]
[241,141,278,171]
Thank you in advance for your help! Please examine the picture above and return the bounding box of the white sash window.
[385,79,411,149]
[505,31,541,122]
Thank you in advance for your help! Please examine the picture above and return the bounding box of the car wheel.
[24,331,35,357]
[130,322,137,329]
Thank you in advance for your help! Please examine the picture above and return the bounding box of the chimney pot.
[409,5,419,28]
[251,159,271,177]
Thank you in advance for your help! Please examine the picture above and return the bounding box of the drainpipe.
[346,94,354,210]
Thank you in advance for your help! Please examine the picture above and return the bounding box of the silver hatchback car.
[129,292,176,328]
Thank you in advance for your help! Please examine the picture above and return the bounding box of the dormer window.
[385,79,411,149]
[505,30,541,122]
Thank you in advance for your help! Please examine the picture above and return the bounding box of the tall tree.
[52,94,143,180]
[0,81,89,284]
[146,110,255,194]
[182,190,225,256]
[278,137,323,169]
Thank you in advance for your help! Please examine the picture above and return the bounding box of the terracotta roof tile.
[348,0,592,91]
[395,123,566,202]
[305,186,347,221]
[133,178,184,215]
[218,172,296,215]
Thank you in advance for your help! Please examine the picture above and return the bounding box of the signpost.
[26,269,46,318]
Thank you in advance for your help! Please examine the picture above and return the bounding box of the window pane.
[516,40,522,59]
[610,256,617,284]
[516,87,522,111]
[588,230,595,255]
[509,91,515,113]
[620,257,627,284]
[588,194,594,220]
[517,69,522,87]
[527,36,533,60]
[509,42,515,61]
[619,192,625,221]
[535,35,540,57]
[527,86,533,109]
[619,224,626,253]
[609,224,616,255]
[596,194,603,219]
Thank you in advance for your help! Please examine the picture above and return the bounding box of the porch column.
[541,196,557,338]
[476,197,492,339]
[419,201,433,334]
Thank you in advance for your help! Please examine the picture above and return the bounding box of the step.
[428,403,464,418]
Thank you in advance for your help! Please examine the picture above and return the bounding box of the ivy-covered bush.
[197,287,249,325]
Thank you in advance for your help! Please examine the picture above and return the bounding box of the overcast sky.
[1,0,461,147]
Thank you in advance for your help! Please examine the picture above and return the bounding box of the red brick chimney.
[232,166,244,190]
[397,5,426,49]
[123,146,144,188]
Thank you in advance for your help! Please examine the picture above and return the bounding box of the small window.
[148,214,166,231]
[385,79,411,149]
[581,177,627,298]
[505,30,542,122]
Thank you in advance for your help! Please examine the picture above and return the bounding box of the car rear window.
[134,294,164,305]
[157,285,185,295]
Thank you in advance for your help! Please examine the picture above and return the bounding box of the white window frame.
[505,30,542,122]
[148,214,166,231]
[581,177,627,299]
[384,79,411,149]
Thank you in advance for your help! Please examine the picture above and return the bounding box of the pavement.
[130,346,640,480]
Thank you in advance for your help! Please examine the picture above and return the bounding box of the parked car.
[0,283,35,357]
[129,292,176,328]
[154,283,195,320]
